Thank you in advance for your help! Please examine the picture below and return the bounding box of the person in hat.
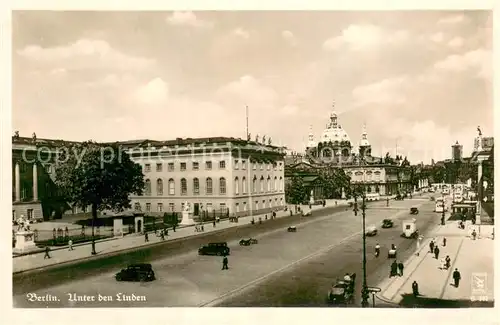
[453,268,461,287]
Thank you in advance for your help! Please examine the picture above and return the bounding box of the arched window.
[220,177,226,195]
[252,176,257,193]
[181,178,187,195]
[260,176,264,192]
[144,179,151,196]
[156,179,163,196]
[242,177,247,194]
[279,177,283,191]
[206,178,213,195]
[274,176,278,192]
[267,176,271,192]
[323,148,332,157]
[193,178,199,195]
[168,178,175,195]
[134,202,141,211]
[234,177,239,195]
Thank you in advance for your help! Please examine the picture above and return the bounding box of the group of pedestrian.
[389,260,405,277]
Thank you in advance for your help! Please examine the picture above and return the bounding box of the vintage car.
[381,219,394,228]
[115,263,156,282]
[365,225,378,237]
[287,226,297,232]
[198,242,230,256]
[388,246,397,258]
[410,207,419,215]
[239,238,258,246]
[301,210,312,217]
[327,273,357,305]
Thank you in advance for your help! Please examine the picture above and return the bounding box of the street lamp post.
[360,192,369,307]
[352,185,369,307]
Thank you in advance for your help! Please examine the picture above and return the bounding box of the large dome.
[320,110,351,144]
[321,126,351,143]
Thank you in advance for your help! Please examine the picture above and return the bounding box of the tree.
[318,168,350,199]
[285,175,309,204]
[54,141,145,255]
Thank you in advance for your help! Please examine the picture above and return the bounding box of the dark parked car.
[287,226,297,232]
[381,219,394,228]
[115,263,155,282]
[410,207,419,215]
[198,242,230,256]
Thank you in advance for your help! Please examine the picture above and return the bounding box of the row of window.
[143,176,285,197]
[134,197,285,213]
[143,160,284,173]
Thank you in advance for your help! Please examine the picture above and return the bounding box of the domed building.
[286,105,413,202]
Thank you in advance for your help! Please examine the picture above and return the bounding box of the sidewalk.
[13,200,349,273]
[377,222,495,306]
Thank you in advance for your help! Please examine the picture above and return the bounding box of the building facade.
[285,107,413,199]
[123,137,286,218]
[11,134,286,221]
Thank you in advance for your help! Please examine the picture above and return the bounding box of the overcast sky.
[12,10,492,164]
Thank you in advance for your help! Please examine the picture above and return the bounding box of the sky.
[11,10,493,164]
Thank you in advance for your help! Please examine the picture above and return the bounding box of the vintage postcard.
[2,1,498,325]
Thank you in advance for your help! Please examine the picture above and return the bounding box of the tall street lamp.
[352,184,369,307]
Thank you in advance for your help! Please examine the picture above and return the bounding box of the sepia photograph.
[7,8,496,312]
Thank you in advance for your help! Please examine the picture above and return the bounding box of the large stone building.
[11,134,286,222]
[285,108,413,199]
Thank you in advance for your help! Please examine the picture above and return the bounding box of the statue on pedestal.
[262,135,266,144]
[255,134,259,143]
[247,133,251,141]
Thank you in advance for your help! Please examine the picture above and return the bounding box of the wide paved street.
[14,197,439,308]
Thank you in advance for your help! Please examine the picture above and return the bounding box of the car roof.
[128,263,152,268]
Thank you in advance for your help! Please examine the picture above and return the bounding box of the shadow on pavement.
[398,294,494,308]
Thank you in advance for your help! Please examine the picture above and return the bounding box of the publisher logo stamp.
[470,272,488,302]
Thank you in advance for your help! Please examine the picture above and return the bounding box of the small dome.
[306,125,317,148]
[359,123,370,147]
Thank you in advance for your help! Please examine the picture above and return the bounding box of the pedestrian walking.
[472,229,477,240]
[390,260,398,277]
[160,230,165,241]
[429,240,435,253]
[397,262,404,276]
[144,232,149,242]
[165,229,169,236]
[44,246,51,259]
[222,255,229,270]
[442,237,447,247]
[452,268,461,287]
[173,225,176,232]
[68,239,74,251]
[434,246,440,259]
[412,281,419,297]
[213,220,216,228]
[445,255,451,270]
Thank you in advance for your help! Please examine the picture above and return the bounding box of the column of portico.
[33,163,38,201]
[15,161,20,202]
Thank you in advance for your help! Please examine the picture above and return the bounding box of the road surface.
[14,197,439,308]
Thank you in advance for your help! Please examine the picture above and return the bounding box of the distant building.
[451,141,463,162]
[285,105,414,200]
[12,134,286,222]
